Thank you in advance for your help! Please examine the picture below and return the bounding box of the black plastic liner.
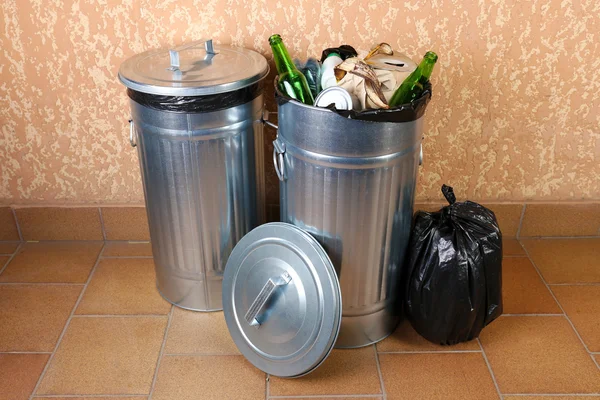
[127,80,264,113]
[403,185,503,345]
[275,79,431,123]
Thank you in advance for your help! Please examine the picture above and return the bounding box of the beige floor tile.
[379,352,498,400]
[0,242,102,283]
[479,316,600,393]
[103,241,153,257]
[505,397,600,400]
[165,308,239,355]
[15,207,103,241]
[0,242,19,255]
[551,285,600,352]
[0,353,49,400]
[37,316,167,395]
[269,347,381,396]
[0,207,20,240]
[76,259,170,315]
[502,257,561,314]
[152,355,265,400]
[484,203,524,237]
[376,320,480,352]
[0,285,81,351]
[522,239,600,283]
[101,207,150,241]
[520,203,600,237]
[503,238,525,256]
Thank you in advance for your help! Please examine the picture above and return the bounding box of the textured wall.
[0,0,599,205]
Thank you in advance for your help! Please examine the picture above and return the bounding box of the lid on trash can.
[222,222,342,378]
[118,39,269,96]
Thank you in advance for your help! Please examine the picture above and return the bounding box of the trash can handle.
[168,39,216,71]
[261,110,278,130]
[129,119,137,148]
[273,138,286,181]
[245,272,292,327]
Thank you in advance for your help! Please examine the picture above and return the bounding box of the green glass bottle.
[389,51,438,107]
[269,34,315,105]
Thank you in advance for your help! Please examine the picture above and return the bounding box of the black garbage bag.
[404,185,503,345]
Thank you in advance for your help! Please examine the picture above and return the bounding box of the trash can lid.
[222,222,342,378]
[118,39,269,96]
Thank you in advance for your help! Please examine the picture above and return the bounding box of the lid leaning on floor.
[222,223,342,378]
[118,38,269,96]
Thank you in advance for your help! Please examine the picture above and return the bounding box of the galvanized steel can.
[273,98,424,348]
[118,39,269,311]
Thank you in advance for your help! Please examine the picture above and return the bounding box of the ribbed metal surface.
[276,100,422,347]
[131,96,265,311]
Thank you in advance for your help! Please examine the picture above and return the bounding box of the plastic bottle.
[320,53,343,90]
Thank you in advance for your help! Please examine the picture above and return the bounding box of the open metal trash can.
[118,39,269,311]
[222,91,429,377]
[273,99,424,348]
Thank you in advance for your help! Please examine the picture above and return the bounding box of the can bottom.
[155,267,223,312]
[334,307,401,348]
[156,286,223,312]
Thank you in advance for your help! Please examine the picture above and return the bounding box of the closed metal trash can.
[118,39,269,311]
[273,97,424,348]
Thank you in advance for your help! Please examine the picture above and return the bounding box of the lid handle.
[168,39,217,71]
[245,272,292,327]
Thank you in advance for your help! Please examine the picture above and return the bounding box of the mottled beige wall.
[1,0,599,206]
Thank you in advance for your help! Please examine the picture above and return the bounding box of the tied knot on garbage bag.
[403,184,503,345]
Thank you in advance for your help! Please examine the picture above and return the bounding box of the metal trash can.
[222,90,428,377]
[273,99,423,347]
[118,39,269,311]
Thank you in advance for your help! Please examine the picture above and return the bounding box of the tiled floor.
[0,238,599,400]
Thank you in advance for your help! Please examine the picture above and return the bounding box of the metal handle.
[419,143,423,166]
[273,138,286,181]
[245,272,292,327]
[168,39,216,70]
[261,110,279,130]
[129,119,137,147]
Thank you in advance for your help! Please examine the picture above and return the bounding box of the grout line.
[515,203,526,239]
[72,314,169,318]
[502,255,529,258]
[271,396,385,399]
[519,235,600,240]
[0,242,23,276]
[265,373,270,400]
[522,244,599,369]
[373,344,387,400]
[148,304,174,400]
[477,338,503,400]
[0,351,53,354]
[377,350,482,354]
[98,207,107,241]
[11,207,24,241]
[592,355,600,371]
[502,394,600,397]
[163,352,243,357]
[28,242,106,400]
[501,313,564,317]
[101,255,154,259]
[33,395,148,398]
[548,282,600,286]
[0,282,86,286]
